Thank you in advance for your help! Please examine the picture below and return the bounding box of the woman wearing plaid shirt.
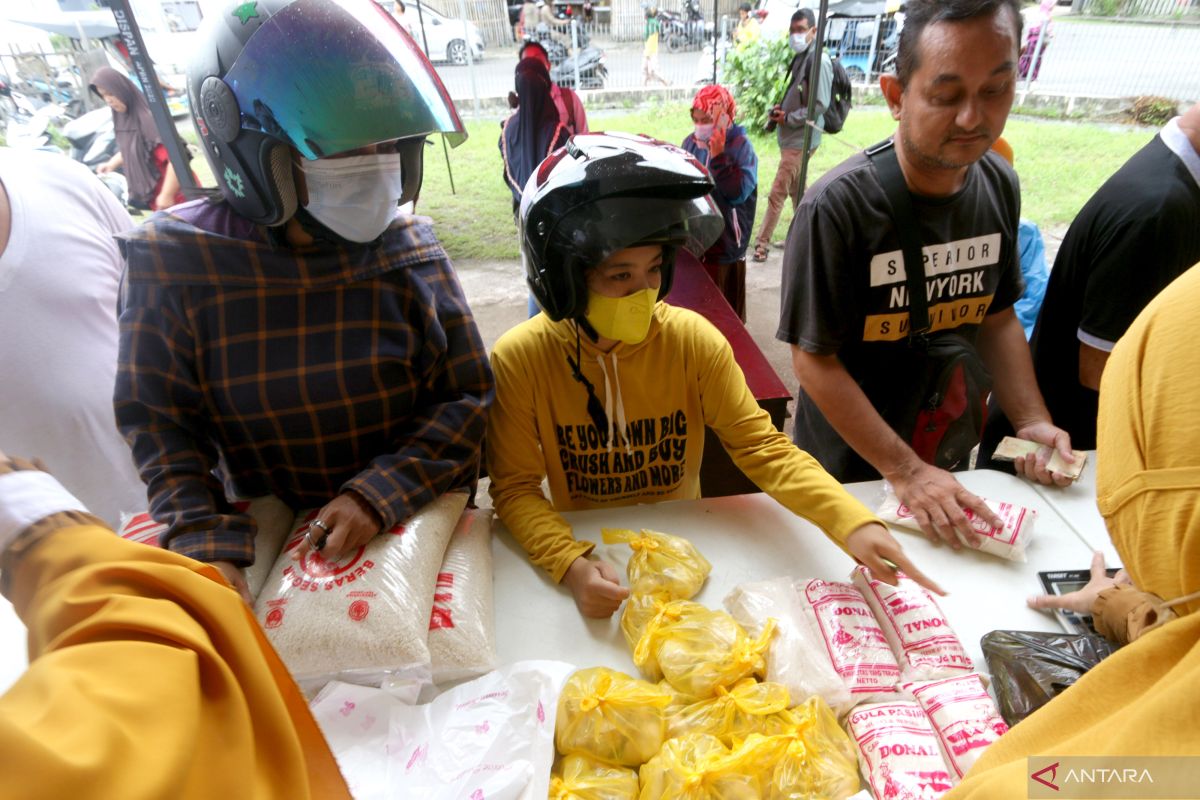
[114,0,493,600]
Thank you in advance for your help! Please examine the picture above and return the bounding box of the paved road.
[432,18,1200,105]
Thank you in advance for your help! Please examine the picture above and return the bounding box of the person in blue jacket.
[681,84,758,321]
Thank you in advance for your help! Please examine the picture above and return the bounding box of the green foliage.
[722,34,794,131]
[1087,0,1121,16]
[1128,96,1177,127]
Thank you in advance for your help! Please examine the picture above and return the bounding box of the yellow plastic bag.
[666,678,791,745]
[549,754,640,800]
[620,590,676,655]
[638,733,762,800]
[659,679,703,718]
[602,528,711,598]
[750,697,861,800]
[556,667,672,767]
[630,598,709,682]
[655,607,776,698]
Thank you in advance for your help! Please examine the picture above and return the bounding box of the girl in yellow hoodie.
[487,132,940,617]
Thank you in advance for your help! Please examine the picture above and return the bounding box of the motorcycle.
[550,44,607,90]
[63,107,119,171]
[662,0,708,52]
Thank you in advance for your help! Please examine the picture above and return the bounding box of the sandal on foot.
[752,244,769,263]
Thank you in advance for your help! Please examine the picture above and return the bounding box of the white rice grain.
[253,492,466,685]
[428,507,497,685]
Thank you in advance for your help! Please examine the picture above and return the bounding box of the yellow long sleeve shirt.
[487,303,880,581]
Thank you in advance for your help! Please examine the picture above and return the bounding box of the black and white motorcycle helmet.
[187,0,466,225]
[519,132,724,322]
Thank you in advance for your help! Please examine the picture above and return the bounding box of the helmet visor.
[535,194,724,272]
[223,0,465,159]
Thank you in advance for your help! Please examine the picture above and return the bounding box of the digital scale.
[1038,568,1122,635]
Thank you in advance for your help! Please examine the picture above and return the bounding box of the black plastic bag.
[981,630,1116,726]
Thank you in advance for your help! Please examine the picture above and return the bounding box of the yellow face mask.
[585,287,659,344]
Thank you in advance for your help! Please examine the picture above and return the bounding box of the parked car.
[409,6,485,64]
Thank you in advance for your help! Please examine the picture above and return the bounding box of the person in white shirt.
[0,149,146,526]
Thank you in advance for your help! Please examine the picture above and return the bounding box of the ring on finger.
[309,519,331,551]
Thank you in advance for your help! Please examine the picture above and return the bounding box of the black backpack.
[797,49,853,135]
[822,56,853,134]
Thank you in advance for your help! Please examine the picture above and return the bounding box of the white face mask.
[790,32,810,53]
[298,152,405,243]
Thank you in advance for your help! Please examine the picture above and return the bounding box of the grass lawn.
[188,103,1155,262]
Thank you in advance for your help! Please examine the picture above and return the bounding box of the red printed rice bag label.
[878,492,1035,562]
[852,565,973,682]
[904,674,1008,778]
[800,579,900,699]
[846,701,956,799]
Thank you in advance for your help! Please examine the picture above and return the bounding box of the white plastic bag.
[310,660,575,800]
[390,660,575,799]
[724,577,853,716]
[117,495,294,598]
[429,507,497,685]
[851,565,973,682]
[797,579,901,705]
[903,674,1008,779]
[253,492,466,687]
[876,490,1035,562]
[845,701,956,799]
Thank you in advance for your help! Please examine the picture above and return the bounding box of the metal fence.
[1013,15,1200,105]
[432,10,1199,113]
[1077,0,1199,17]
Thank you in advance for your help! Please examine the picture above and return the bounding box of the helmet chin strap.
[566,321,609,435]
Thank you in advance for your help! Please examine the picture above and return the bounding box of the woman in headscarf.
[947,263,1200,797]
[680,84,757,322]
[90,67,184,211]
[499,57,568,215]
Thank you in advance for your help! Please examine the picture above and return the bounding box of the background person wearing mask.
[501,57,571,214]
[518,40,589,135]
[115,0,493,602]
[90,66,185,211]
[680,84,758,321]
[751,9,830,263]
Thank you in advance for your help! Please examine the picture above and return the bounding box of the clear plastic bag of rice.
[428,507,496,685]
[253,491,466,688]
[556,667,672,768]
[724,576,854,717]
[549,754,640,800]
[117,495,294,599]
[601,527,711,598]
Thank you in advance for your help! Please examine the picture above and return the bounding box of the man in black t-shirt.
[980,102,1200,458]
[778,0,1074,547]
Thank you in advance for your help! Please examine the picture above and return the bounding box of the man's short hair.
[896,0,1023,86]
[791,8,815,28]
[739,2,752,12]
